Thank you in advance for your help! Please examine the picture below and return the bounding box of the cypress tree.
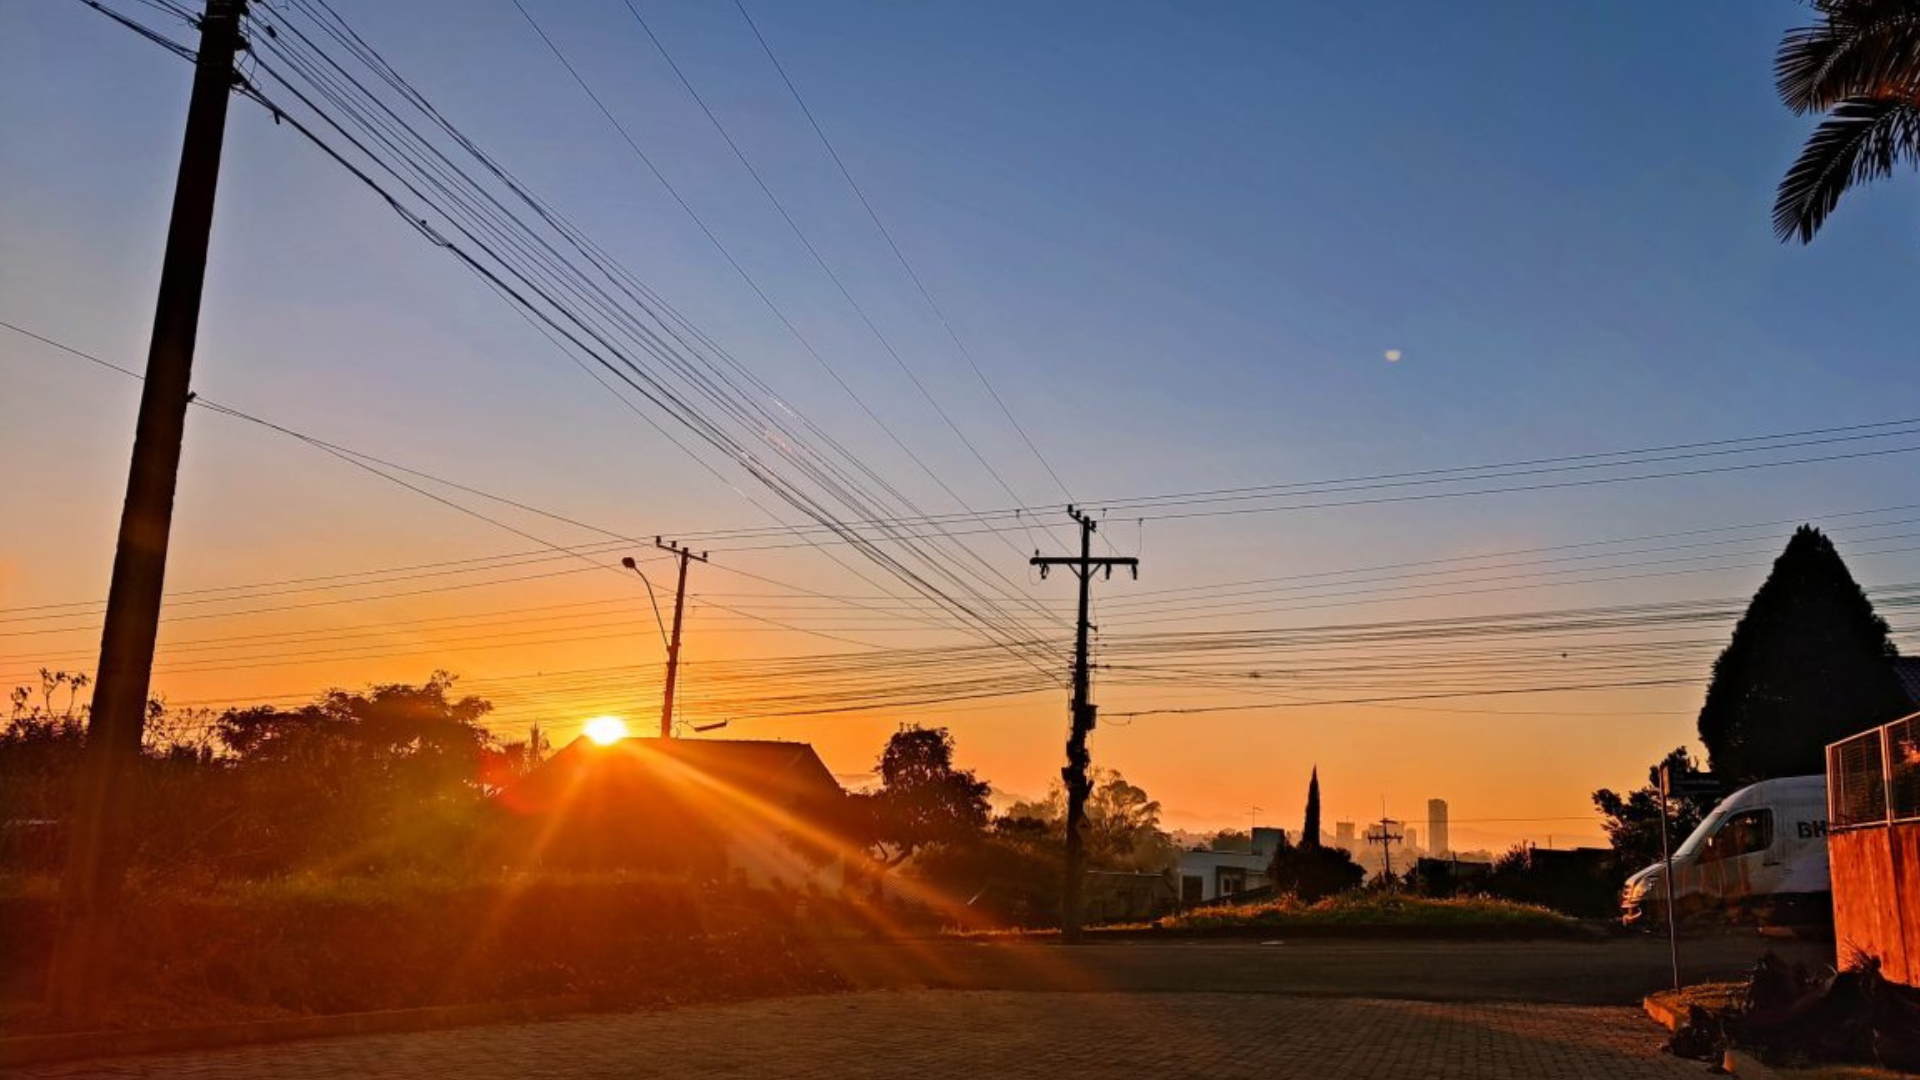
[1697,526,1909,782]
[1302,766,1321,849]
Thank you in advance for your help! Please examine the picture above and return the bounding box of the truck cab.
[1621,775,1829,925]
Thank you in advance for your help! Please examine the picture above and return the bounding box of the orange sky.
[7,0,1920,861]
[13,366,1902,855]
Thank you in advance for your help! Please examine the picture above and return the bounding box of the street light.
[619,556,671,652]
[619,557,671,736]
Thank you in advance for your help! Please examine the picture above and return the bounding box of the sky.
[2,0,1918,854]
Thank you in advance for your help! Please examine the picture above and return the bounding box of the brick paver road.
[7,991,1699,1080]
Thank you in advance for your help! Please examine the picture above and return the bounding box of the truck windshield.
[1672,804,1730,859]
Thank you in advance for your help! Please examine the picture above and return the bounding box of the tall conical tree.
[1302,766,1322,849]
[1698,526,1909,782]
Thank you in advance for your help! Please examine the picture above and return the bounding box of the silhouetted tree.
[1697,527,1908,782]
[1000,767,1177,873]
[0,673,91,868]
[212,672,499,873]
[1480,843,1620,918]
[1206,829,1252,852]
[1302,766,1322,849]
[1267,829,1364,902]
[858,725,990,867]
[1085,770,1178,872]
[913,812,1064,927]
[919,771,1173,928]
[1592,747,1716,872]
[1771,1,1920,243]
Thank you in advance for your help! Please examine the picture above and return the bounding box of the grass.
[1156,891,1587,934]
[1,870,857,1034]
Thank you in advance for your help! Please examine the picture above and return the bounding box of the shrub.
[1158,891,1582,934]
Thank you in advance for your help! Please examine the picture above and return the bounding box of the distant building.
[1411,856,1492,897]
[1428,798,1450,857]
[1404,826,1419,853]
[1334,821,1356,849]
[1177,826,1285,905]
[1084,871,1178,923]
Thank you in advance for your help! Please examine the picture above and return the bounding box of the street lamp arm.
[620,556,672,652]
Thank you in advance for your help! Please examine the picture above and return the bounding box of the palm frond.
[1775,0,1920,114]
[1774,97,1920,242]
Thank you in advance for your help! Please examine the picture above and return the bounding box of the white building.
[1177,826,1285,905]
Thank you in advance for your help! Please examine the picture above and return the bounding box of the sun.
[584,716,629,746]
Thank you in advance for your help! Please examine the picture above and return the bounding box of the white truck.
[1621,774,1830,926]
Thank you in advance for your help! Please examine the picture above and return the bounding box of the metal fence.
[1827,713,1920,829]
[1891,714,1920,823]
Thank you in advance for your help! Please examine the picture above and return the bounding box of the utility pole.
[48,0,250,1017]
[1365,816,1404,886]
[1031,506,1137,942]
[654,538,706,739]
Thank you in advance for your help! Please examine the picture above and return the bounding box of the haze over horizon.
[5,0,1918,852]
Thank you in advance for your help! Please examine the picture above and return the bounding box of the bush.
[1158,891,1583,934]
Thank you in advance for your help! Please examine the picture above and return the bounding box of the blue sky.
[3,0,1918,844]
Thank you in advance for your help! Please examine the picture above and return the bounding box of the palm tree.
[1772,0,1920,243]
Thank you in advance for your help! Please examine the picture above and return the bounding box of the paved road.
[7,934,1826,1078]
[10,991,1702,1080]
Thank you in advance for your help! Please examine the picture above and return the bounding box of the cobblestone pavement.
[7,991,1701,1080]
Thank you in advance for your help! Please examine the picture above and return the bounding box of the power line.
[731,0,1075,506]
[608,0,1055,557]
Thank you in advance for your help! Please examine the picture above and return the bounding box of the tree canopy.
[1302,766,1322,849]
[1004,767,1177,873]
[1696,526,1908,781]
[1771,0,1920,244]
[1591,746,1717,872]
[1267,766,1359,899]
[858,725,991,867]
[1267,831,1363,902]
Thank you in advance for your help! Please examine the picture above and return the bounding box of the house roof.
[506,736,846,821]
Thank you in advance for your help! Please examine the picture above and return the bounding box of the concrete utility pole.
[654,538,706,738]
[48,0,250,1016]
[1032,507,1138,942]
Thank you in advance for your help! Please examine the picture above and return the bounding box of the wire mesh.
[1828,728,1888,829]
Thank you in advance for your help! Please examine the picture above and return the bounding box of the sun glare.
[584,716,629,746]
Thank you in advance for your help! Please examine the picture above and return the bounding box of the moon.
[1384,349,1403,362]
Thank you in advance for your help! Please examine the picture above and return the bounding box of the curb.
[1722,1049,1786,1079]
[1642,992,1686,1032]
[0,994,593,1068]
[1642,999,1785,1079]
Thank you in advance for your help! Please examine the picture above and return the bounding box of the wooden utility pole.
[655,538,706,738]
[1365,816,1404,886]
[1032,507,1137,941]
[49,0,250,1016]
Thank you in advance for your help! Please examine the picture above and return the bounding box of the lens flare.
[584,716,628,746]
